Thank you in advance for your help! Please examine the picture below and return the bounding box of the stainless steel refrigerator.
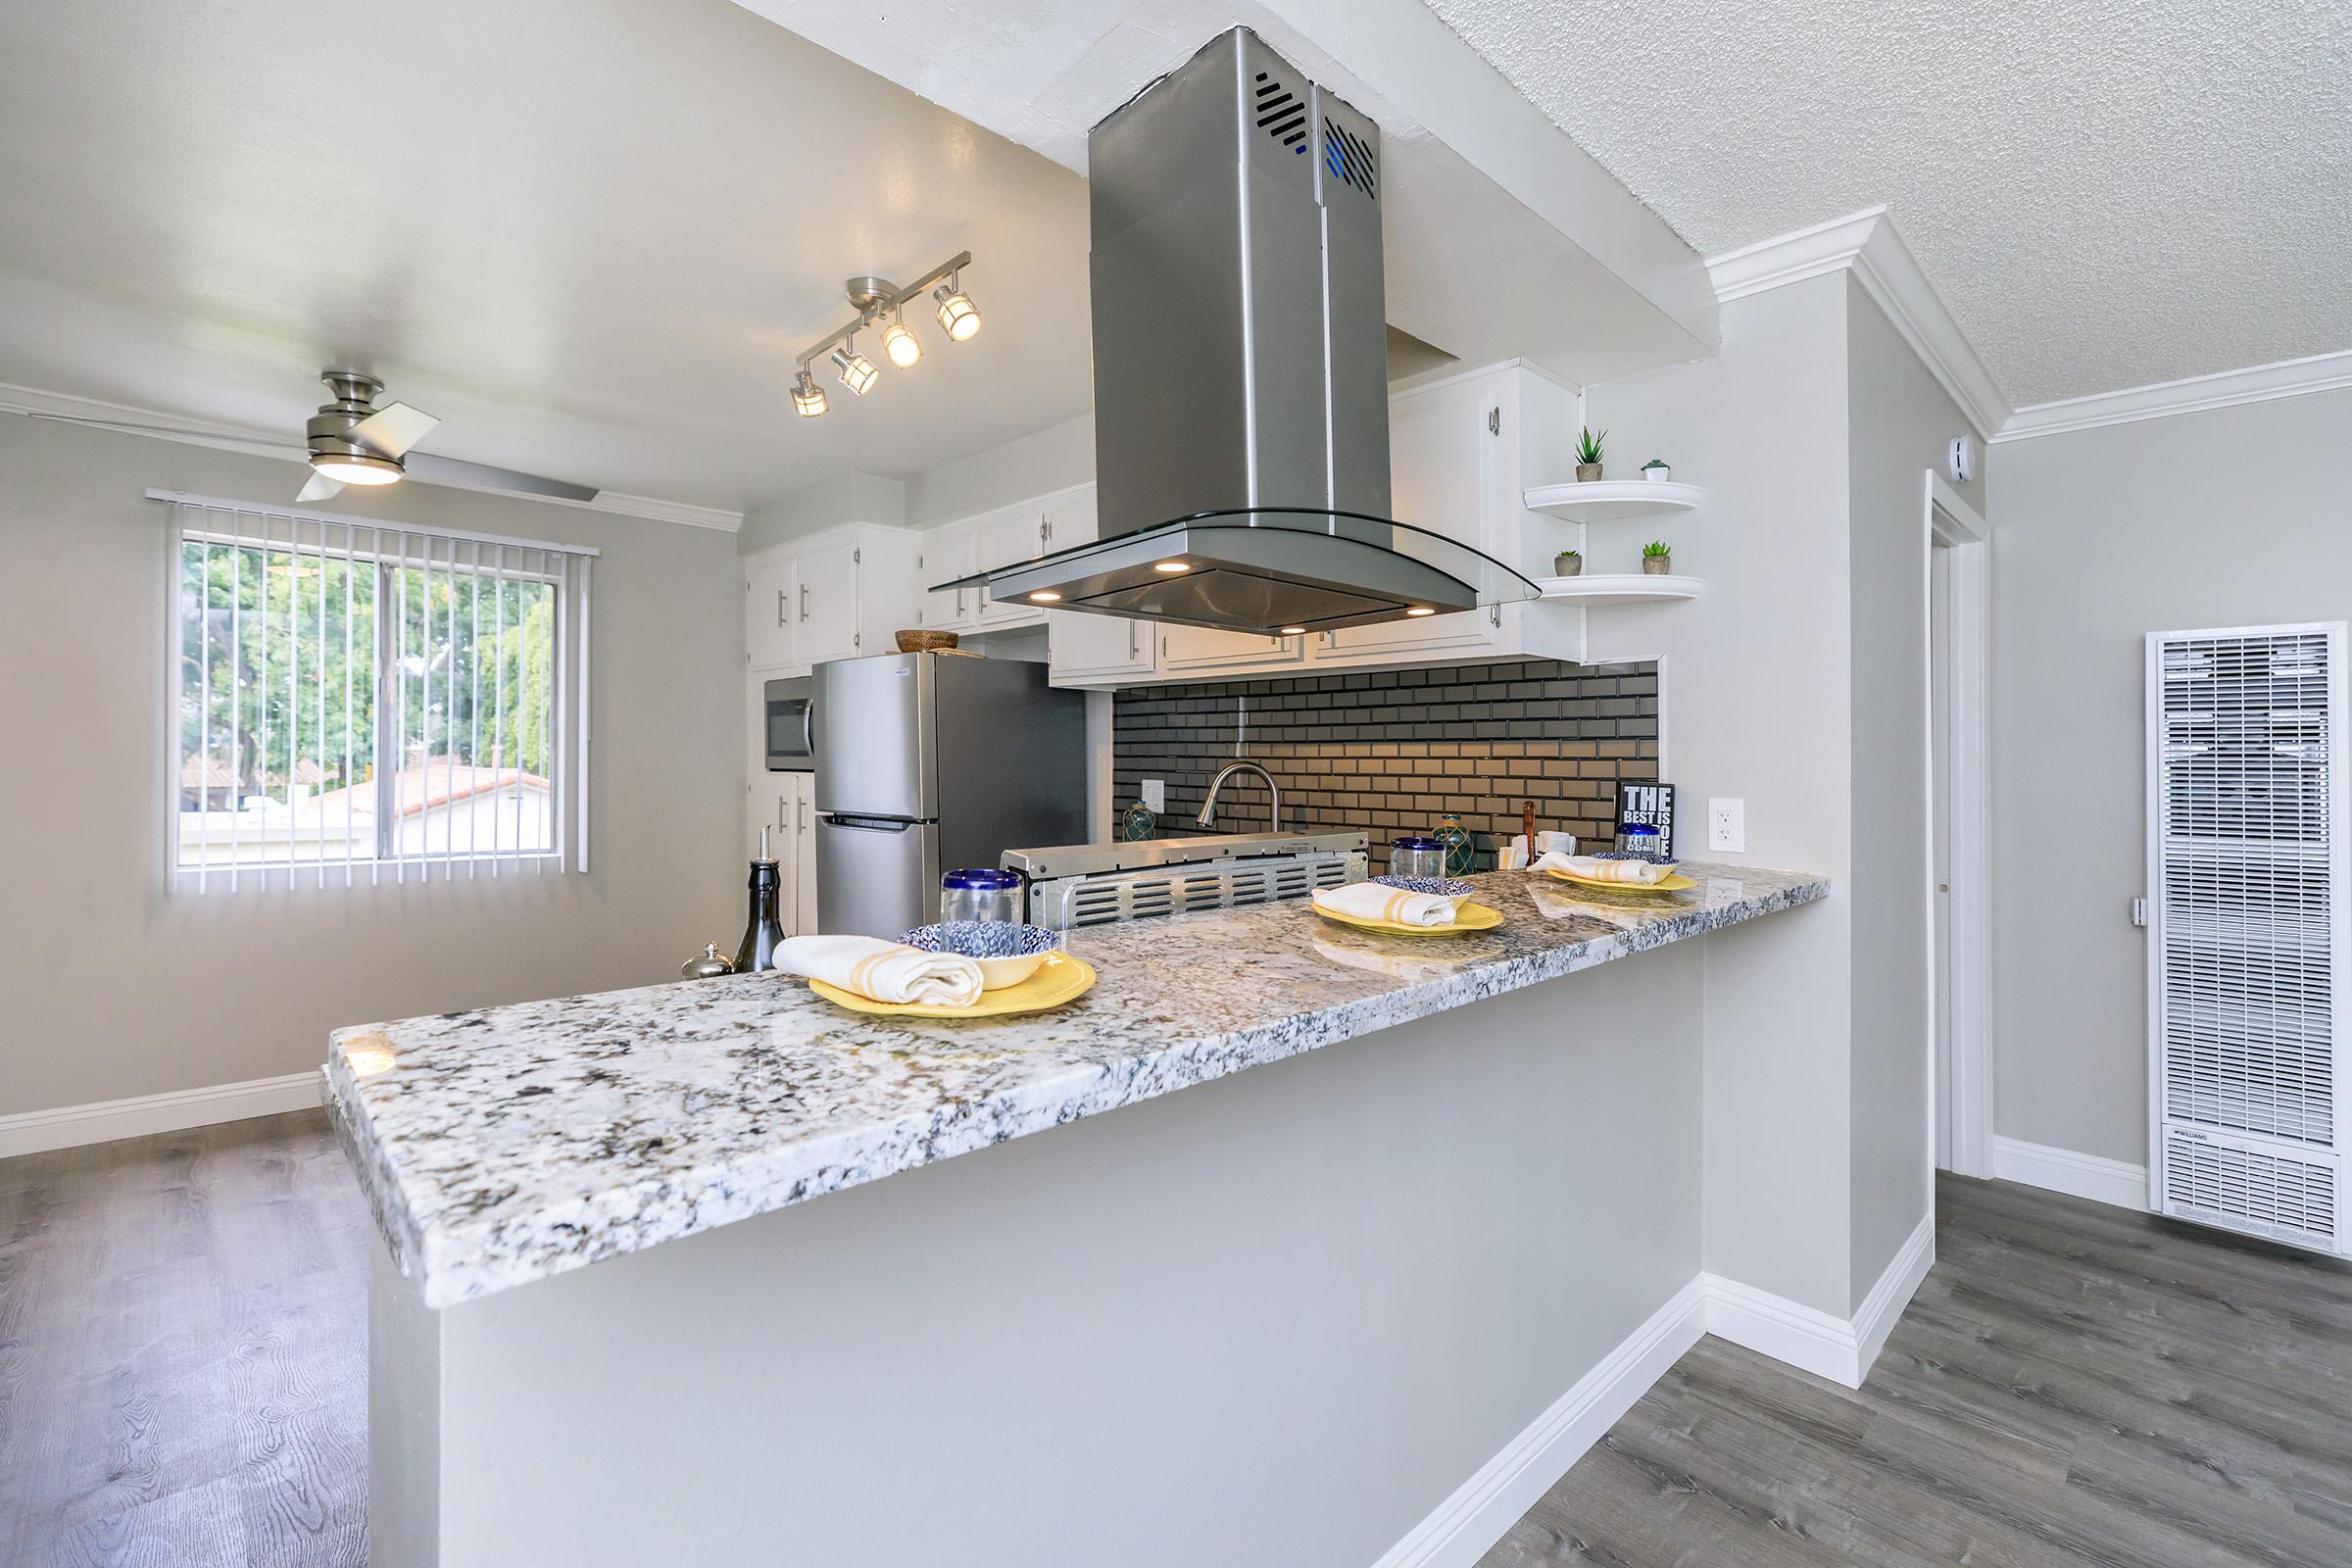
[811,652,1089,937]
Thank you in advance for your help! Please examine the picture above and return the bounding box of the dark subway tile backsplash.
[1111,658,1659,872]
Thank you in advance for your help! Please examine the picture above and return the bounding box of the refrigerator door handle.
[821,812,921,832]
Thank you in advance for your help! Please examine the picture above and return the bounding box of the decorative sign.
[1615,782,1677,858]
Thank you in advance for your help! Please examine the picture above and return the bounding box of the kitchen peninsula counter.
[327,861,1825,1308]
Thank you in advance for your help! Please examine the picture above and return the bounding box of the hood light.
[1404,607,1436,616]
[1152,560,1191,573]
[1028,590,1062,602]
[1278,626,1306,635]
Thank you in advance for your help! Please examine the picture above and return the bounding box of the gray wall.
[374,946,1705,1567]
[1986,386,2352,1166]
[1842,274,1982,1302]
[904,411,1093,526]
[0,416,742,1116]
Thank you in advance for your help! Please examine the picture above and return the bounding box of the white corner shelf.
[1534,573,1703,606]
[1524,479,1703,521]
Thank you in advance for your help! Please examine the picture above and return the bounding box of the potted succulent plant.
[1552,548,1582,576]
[1642,540,1673,575]
[1574,426,1605,481]
[1642,458,1672,482]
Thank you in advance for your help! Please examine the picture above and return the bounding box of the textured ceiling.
[1419,0,2352,407]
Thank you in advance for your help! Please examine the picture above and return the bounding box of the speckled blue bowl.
[1370,874,1474,897]
[900,922,1061,989]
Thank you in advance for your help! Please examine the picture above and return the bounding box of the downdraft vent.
[1253,71,1308,150]
[1324,117,1377,199]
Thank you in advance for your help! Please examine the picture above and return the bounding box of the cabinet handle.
[799,796,808,834]
[799,583,809,622]
[1491,603,1501,628]
[1127,621,1138,661]
[777,795,787,831]
[776,590,785,628]
[956,588,966,618]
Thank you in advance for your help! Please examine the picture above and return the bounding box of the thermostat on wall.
[1947,435,1977,483]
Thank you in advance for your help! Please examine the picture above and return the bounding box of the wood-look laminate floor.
[1481,1173,2352,1568]
[2,1116,2345,1567]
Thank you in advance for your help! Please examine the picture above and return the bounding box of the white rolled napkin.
[1498,831,1576,869]
[776,934,984,1006]
[1313,882,1460,927]
[1533,852,1674,886]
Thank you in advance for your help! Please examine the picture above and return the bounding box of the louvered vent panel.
[2162,1131,2337,1247]
[2151,624,2347,1254]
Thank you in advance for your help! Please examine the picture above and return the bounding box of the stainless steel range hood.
[940,27,1536,636]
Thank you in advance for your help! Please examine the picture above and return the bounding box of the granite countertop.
[325,861,1827,1306]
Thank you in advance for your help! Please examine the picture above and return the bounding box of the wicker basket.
[895,628,960,653]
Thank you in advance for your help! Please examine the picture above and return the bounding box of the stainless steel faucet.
[1197,760,1281,834]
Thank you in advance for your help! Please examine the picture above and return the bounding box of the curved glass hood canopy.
[941,509,1537,636]
[943,28,1536,638]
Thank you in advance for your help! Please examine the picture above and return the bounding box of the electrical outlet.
[1142,779,1165,812]
[1707,798,1745,854]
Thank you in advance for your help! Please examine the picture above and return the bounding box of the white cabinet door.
[1049,610,1157,683]
[1322,370,1506,662]
[1158,625,1307,674]
[794,539,862,665]
[917,524,978,631]
[781,772,818,935]
[744,546,797,670]
[1042,487,1098,549]
[853,528,922,658]
[973,505,1051,626]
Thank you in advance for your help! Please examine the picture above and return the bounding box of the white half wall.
[1986,385,2352,1167]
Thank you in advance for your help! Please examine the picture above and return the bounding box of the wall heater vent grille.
[2148,623,2348,1254]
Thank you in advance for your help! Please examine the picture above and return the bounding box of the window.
[162,494,593,887]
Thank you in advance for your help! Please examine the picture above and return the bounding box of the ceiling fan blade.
[297,470,346,504]
[404,451,599,503]
[348,401,440,460]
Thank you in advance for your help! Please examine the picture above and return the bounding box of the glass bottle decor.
[1431,811,1475,876]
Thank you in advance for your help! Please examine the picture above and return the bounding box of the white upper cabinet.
[1049,608,1157,683]
[1320,368,1510,663]
[1160,625,1307,674]
[971,503,1054,626]
[744,545,798,671]
[793,537,862,665]
[916,525,978,631]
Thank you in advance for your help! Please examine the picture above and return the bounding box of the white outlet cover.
[1706,797,1745,854]
[1142,779,1165,812]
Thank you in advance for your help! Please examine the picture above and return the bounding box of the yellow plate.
[1313,900,1504,937]
[1544,867,1697,894]
[808,952,1097,1018]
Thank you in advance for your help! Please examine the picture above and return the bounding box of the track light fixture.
[789,250,980,420]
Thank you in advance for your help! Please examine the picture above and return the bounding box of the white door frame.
[1925,472,1993,1178]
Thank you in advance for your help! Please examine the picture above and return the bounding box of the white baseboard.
[1372,1277,1709,1568]
[1700,1212,1936,1389]
[0,1071,321,1159]
[1992,1135,2150,1212]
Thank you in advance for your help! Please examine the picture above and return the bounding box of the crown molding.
[1991,348,2352,443]
[1704,207,2011,440]
[0,380,742,532]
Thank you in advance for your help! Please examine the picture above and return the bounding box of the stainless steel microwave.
[763,677,815,772]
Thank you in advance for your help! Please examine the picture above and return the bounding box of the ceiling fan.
[23,368,599,507]
[298,370,596,505]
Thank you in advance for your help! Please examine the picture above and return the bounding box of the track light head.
[880,313,922,368]
[792,370,827,418]
[933,275,981,342]
[831,342,879,397]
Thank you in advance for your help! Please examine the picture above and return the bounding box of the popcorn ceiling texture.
[1419,0,2352,406]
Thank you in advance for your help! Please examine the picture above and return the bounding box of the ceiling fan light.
[933,281,981,342]
[832,343,879,397]
[792,371,828,418]
[880,315,922,368]
[310,453,403,486]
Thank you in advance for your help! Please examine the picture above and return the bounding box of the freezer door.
[814,812,940,938]
[812,653,934,819]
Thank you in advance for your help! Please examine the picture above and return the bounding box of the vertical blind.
[157,492,593,890]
